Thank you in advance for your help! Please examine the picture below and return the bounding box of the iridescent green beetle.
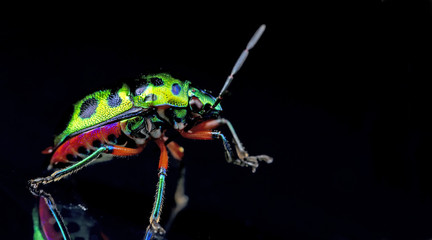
[29,25,272,240]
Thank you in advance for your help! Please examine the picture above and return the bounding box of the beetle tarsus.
[28,176,56,196]
[28,178,43,196]
[144,221,166,240]
[233,154,273,173]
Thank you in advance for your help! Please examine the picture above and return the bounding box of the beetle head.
[187,87,222,118]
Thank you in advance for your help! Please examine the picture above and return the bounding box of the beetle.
[29,24,272,240]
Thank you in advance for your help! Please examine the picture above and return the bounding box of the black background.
[2,1,432,239]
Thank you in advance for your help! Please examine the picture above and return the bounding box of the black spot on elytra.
[172,83,181,95]
[79,98,98,119]
[150,77,164,86]
[108,91,122,108]
[144,94,157,102]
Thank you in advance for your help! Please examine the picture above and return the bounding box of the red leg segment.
[155,139,169,169]
[181,131,214,140]
[110,145,145,156]
[166,141,184,161]
[187,119,223,132]
[180,119,223,140]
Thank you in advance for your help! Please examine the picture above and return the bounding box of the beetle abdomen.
[50,122,124,167]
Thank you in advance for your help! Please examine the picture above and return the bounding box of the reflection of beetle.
[29,24,272,240]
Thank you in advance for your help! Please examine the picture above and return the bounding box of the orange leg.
[154,139,169,170]
[145,139,169,239]
[181,118,273,173]
[180,119,224,140]
[110,145,145,156]
[188,119,224,132]
[181,130,214,140]
[166,141,184,161]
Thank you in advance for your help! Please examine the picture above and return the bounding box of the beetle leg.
[28,147,109,240]
[211,131,235,164]
[29,144,145,196]
[166,141,184,161]
[144,139,169,240]
[219,119,273,172]
[29,144,147,239]
[180,129,237,167]
[29,146,109,195]
[110,144,145,156]
[181,119,273,172]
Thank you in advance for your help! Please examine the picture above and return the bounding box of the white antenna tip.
[246,24,266,50]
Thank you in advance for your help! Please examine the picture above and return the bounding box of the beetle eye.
[189,97,203,112]
[203,104,211,112]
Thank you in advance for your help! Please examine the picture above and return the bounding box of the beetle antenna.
[211,24,266,110]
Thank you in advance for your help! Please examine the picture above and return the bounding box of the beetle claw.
[28,178,44,196]
[234,154,273,173]
[255,154,274,164]
[144,221,166,240]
